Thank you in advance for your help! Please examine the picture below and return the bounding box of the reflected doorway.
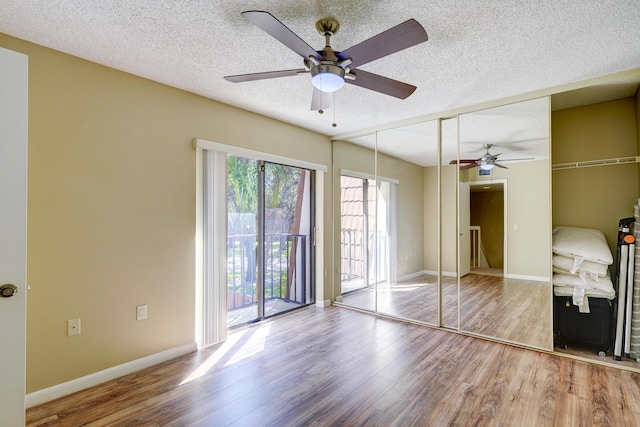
[468,182,505,278]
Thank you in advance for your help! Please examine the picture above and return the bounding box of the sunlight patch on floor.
[180,322,272,385]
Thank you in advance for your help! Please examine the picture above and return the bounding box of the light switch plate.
[136,304,147,320]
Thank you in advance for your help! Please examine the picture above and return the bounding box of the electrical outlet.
[67,318,81,336]
[136,304,147,320]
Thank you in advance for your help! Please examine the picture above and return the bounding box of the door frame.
[0,46,28,426]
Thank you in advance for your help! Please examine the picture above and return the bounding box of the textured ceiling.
[1,1,640,143]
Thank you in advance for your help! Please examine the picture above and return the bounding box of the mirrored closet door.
[374,121,440,325]
[456,97,553,350]
[333,96,552,351]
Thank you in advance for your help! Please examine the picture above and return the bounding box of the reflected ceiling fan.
[450,144,534,170]
[224,11,428,111]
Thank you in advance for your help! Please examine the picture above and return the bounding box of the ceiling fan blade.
[242,11,320,60]
[224,69,307,83]
[310,87,330,111]
[337,19,428,68]
[346,69,416,99]
[459,163,479,170]
[450,159,478,164]
[494,163,509,169]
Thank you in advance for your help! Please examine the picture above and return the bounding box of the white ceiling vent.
[552,156,640,170]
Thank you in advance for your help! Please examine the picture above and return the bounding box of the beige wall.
[423,166,439,272]
[440,165,459,274]
[422,165,458,275]
[552,98,638,253]
[0,34,332,393]
[377,150,426,277]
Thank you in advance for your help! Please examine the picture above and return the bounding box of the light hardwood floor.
[342,272,640,369]
[27,306,640,426]
[341,272,552,349]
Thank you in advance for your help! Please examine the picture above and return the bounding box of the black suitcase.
[554,295,613,355]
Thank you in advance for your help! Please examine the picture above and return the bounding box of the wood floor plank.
[25,414,62,427]
[26,306,640,426]
[225,397,295,427]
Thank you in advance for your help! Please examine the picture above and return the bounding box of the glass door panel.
[227,156,314,328]
[263,162,313,318]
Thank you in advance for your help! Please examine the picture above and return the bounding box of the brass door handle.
[0,284,18,298]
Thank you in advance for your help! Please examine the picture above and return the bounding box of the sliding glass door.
[339,174,394,312]
[227,156,314,327]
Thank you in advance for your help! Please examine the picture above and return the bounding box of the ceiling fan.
[450,144,534,170]
[224,11,428,111]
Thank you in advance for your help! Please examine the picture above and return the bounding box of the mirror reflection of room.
[335,121,442,326]
[455,97,552,350]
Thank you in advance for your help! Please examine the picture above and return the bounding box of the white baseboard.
[26,342,197,408]
[397,270,428,282]
[505,273,550,282]
[316,299,331,308]
[421,269,458,278]
[413,270,549,282]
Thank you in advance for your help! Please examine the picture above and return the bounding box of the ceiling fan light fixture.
[310,64,345,92]
[479,163,495,171]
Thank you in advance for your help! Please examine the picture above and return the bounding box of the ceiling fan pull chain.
[332,93,337,128]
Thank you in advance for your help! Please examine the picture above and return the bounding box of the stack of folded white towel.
[552,226,615,313]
